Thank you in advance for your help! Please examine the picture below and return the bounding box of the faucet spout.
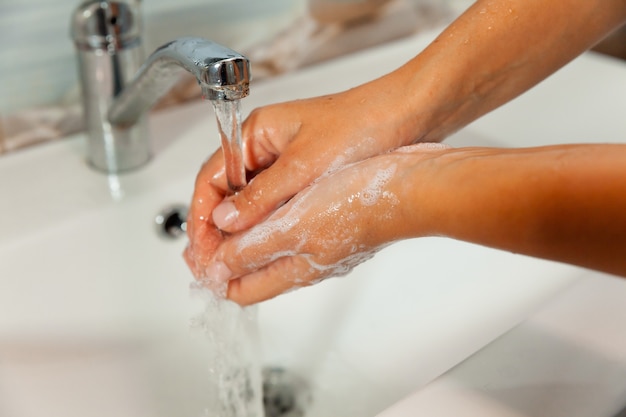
[71,0,252,173]
[108,37,250,128]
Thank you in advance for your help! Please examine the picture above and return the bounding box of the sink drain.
[155,204,188,239]
[263,367,311,417]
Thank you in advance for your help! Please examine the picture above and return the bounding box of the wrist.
[390,145,507,241]
[380,144,469,241]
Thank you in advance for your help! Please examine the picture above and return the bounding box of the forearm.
[378,0,626,143]
[405,144,626,276]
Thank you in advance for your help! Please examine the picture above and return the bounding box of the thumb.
[212,155,315,232]
[212,104,308,232]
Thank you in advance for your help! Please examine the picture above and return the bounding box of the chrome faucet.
[71,0,250,173]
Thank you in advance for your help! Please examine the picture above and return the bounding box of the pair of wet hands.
[185,138,451,306]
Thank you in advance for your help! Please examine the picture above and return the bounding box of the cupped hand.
[205,77,420,230]
[202,144,450,305]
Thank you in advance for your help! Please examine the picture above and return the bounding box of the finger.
[212,153,317,232]
[241,105,301,172]
[183,232,221,280]
[214,207,300,278]
[187,149,226,239]
[211,106,308,232]
[226,255,322,305]
[185,149,229,278]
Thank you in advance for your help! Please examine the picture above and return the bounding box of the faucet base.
[86,119,151,174]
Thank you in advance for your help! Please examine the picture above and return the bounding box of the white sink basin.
[1,27,625,417]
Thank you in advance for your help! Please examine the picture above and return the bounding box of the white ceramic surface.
[376,271,626,417]
[1,28,624,417]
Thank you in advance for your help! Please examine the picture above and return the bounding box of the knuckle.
[237,181,268,216]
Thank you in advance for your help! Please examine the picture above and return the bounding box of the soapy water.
[213,100,246,192]
[238,161,396,250]
[323,137,377,178]
[189,285,263,417]
[393,142,452,153]
[358,165,396,206]
[233,159,399,291]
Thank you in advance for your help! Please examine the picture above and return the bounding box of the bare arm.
[186,0,626,284]
[204,144,626,305]
[205,0,626,233]
[401,144,626,277]
[383,0,626,142]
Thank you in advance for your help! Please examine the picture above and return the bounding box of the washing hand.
[185,0,626,301]
[193,142,626,304]
[185,78,423,283]
[214,81,422,232]
[195,144,450,305]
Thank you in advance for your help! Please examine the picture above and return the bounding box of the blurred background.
[0,0,623,154]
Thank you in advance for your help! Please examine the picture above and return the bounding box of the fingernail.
[213,201,238,230]
[204,261,233,283]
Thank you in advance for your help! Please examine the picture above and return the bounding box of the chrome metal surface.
[71,1,250,173]
[108,37,250,128]
[71,0,149,172]
[71,0,142,51]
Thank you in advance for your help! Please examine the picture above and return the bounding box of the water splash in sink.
[182,99,260,416]
[189,287,263,417]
